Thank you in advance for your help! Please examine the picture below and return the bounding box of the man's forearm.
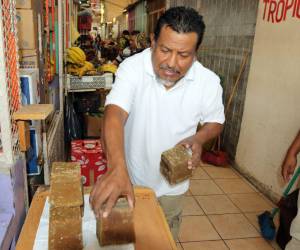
[195,122,223,145]
[103,105,128,169]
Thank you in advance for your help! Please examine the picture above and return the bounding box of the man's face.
[151,25,198,88]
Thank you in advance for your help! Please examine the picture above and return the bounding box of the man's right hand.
[281,151,297,183]
[89,164,135,218]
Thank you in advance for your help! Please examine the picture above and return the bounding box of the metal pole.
[58,0,64,113]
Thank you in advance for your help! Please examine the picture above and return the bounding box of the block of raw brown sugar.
[160,145,193,185]
[97,197,135,246]
[51,162,81,182]
[50,178,83,208]
[49,206,83,250]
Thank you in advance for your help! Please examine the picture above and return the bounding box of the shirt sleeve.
[105,59,137,114]
[200,76,225,124]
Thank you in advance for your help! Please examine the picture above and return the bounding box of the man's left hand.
[178,135,203,170]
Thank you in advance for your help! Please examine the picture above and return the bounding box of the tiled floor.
[176,164,281,250]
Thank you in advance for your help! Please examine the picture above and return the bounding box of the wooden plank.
[17,121,30,152]
[13,104,54,121]
[133,188,177,250]
[15,187,177,250]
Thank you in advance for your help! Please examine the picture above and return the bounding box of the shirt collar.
[144,48,196,82]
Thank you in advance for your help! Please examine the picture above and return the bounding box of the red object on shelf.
[71,139,107,186]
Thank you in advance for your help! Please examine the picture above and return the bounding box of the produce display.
[66,47,97,77]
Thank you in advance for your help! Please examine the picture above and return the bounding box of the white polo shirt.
[105,48,225,197]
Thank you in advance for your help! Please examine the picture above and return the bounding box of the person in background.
[281,130,300,250]
[118,30,130,50]
[94,35,102,50]
[114,38,131,65]
[90,6,225,240]
[114,30,149,65]
[114,30,132,65]
[130,31,149,54]
[94,34,102,60]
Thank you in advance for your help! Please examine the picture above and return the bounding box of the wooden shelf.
[13,104,54,121]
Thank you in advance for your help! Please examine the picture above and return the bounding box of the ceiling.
[104,0,133,22]
[79,0,138,23]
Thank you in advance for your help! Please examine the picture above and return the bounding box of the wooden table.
[16,187,177,250]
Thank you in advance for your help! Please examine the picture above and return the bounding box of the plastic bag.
[64,95,83,142]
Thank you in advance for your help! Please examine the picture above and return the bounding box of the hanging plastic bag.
[64,95,83,142]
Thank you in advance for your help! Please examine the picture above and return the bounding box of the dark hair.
[154,6,205,49]
[131,30,140,36]
[95,35,101,42]
[122,30,130,36]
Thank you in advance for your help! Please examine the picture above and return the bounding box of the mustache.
[159,64,180,74]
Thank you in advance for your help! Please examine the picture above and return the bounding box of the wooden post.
[17,121,30,152]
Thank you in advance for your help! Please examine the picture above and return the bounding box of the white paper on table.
[33,194,134,250]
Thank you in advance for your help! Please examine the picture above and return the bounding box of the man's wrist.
[194,133,206,146]
[288,147,300,158]
[106,151,125,166]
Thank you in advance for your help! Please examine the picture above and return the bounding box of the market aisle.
[176,164,281,250]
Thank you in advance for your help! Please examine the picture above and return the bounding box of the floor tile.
[195,195,240,214]
[185,190,192,196]
[208,214,260,239]
[228,193,273,212]
[203,166,240,179]
[181,240,228,250]
[177,242,183,250]
[182,196,204,216]
[214,179,256,194]
[244,211,280,230]
[225,238,273,249]
[243,212,261,230]
[179,216,220,242]
[191,167,210,179]
[189,180,223,195]
[242,177,260,191]
[269,239,282,249]
[259,193,277,207]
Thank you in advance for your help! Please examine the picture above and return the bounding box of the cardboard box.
[20,68,40,105]
[84,115,103,137]
[19,49,39,69]
[71,140,107,186]
[16,9,37,49]
[16,0,35,9]
[26,128,41,175]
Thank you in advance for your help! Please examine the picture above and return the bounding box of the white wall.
[236,0,300,197]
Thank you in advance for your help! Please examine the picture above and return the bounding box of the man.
[118,30,130,50]
[282,130,300,250]
[90,6,225,239]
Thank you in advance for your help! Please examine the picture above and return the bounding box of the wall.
[0,159,27,249]
[236,0,300,198]
[169,0,259,158]
[147,0,166,34]
[135,0,147,33]
[0,168,13,249]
